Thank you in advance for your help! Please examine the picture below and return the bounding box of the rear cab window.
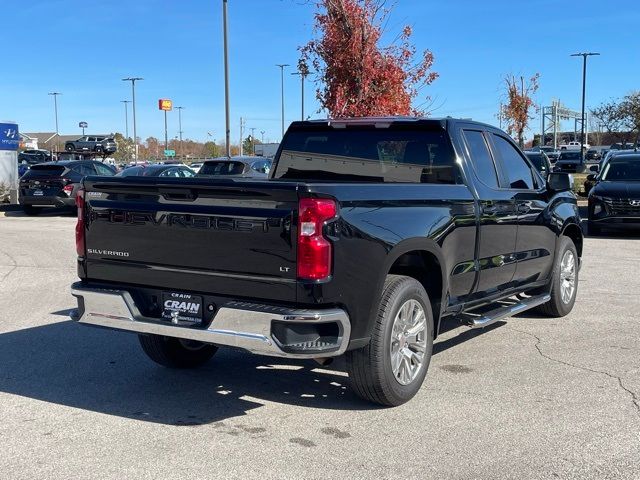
[199,161,246,176]
[272,124,461,183]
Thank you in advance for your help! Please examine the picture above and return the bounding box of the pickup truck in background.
[70,117,583,406]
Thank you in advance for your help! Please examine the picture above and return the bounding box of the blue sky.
[4,0,639,144]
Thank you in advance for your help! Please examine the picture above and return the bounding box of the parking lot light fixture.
[122,77,143,160]
[276,64,290,139]
[570,52,600,161]
[120,100,131,139]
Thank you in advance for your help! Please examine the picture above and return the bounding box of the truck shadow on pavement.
[0,317,501,425]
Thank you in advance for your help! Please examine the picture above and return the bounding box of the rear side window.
[94,163,115,176]
[73,164,96,176]
[199,161,246,176]
[273,127,460,183]
[463,130,499,188]
[491,134,534,189]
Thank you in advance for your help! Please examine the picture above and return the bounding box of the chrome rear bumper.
[71,283,350,359]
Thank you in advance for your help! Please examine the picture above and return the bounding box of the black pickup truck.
[70,117,583,406]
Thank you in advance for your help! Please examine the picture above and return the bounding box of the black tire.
[138,334,218,369]
[536,236,579,317]
[346,275,434,406]
[65,144,74,152]
[587,221,601,236]
[22,205,41,216]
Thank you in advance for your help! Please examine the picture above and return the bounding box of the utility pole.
[122,77,143,160]
[223,0,231,158]
[292,69,312,121]
[176,106,184,158]
[276,64,290,138]
[260,130,265,144]
[570,52,600,161]
[239,117,245,155]
[120,100,130,139]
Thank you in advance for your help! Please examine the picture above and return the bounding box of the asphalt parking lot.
[0,209,638,480]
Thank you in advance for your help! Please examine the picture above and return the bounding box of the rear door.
[489,133,556,286]
[82,177,301,301]
[460,127,518,296]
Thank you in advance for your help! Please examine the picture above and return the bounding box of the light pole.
[260,130,265,144]
[276,64,290,138]
[223,0,231,158]
[250,127,256,155]
[122,77,143,160]
[48,92,61,153]
[570,52,600,161]
[120,100,130,139]
[292,69,312,121]
[176,106,184,158]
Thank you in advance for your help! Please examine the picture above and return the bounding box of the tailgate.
[82,177,301,301]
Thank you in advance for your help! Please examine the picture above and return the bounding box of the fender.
[362,237,448,341]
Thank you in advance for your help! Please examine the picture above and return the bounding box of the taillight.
[63,184,74,195]
[75,189,85,256]
[297,198,337,280]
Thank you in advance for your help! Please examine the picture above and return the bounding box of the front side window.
[492,134,534,189]
[463,130,499,188]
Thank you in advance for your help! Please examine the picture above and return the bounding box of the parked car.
[585,149,601,162]
[560,141,590,150]
[524,151,551,178]
[65,136,117,154]
[18,151,51,176]
[18,160,116,215]
[609,142,636,151]
[588,154,640,234]
[196,156,271,178]
[554,150,585,173]
[533,146,560,163]
[189,162,203,173]
[70,117,582,407]
[117,164,195,178]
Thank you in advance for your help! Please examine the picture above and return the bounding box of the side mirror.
[589,165,599,173]
[586,174,596,182]
[547,172,572,192]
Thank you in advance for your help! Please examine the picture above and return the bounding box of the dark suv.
[19,160,116,215]
[65,136,117,154]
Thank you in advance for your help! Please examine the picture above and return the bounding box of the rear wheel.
[65,144,74,152]
[22,206,41,216]
[346,275,434,406]
[138,334,218,369]
[536,236,579,317]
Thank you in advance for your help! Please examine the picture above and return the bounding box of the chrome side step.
[457,293,551,329]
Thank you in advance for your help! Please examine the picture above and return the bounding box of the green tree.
[112,133,134,162]
[242,136,261,155]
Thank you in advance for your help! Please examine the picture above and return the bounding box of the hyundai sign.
[0,122,20,151]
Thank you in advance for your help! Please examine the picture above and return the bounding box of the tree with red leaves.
[300,0,438,118]
[501,73,540,148]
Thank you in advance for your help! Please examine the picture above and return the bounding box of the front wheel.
[536,236,579,317]
[65,144,74,152]
[346,275,434,406]
[138,334,218,369]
